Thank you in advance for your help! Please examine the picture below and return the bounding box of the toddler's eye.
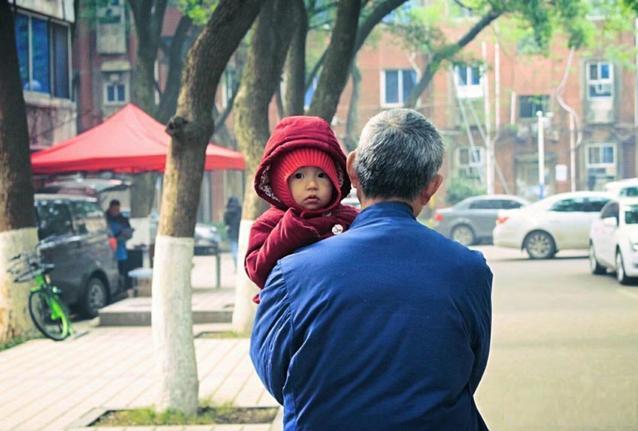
[318,172,326,178]
[293,172,303,179]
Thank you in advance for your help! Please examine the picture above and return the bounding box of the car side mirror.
[602,216,618,227]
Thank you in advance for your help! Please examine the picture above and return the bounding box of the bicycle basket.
[7,253,50,283]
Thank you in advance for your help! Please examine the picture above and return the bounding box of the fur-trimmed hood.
[254,116,351,213]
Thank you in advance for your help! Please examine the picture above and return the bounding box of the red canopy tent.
[31,104,245,174]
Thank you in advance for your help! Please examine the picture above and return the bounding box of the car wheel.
[616,250,632,285]
[589,243,606,275]
[451,224,475,246]
[524,231,556,259]
[82,277,108,318]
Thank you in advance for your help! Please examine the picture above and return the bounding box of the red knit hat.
[270,148,340,209]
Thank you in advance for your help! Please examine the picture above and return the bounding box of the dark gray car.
[433,194,529,246]
[35,194,121,317]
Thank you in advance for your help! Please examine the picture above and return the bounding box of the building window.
[14,12,71,98]
[586,143,616,190]
[587,61,613,99]
[456,147,484,179]
[519,95,549,119]
[103,72,129,105]
[453,65,483,99]
[587,143,615,167]
[381,69,417,106]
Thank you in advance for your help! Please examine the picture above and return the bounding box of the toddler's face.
[288,166,333,210]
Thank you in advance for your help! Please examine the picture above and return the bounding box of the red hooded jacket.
[245,116,358,293]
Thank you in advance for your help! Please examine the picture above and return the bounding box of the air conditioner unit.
[586,98,614,124]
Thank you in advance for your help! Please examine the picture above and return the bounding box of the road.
[474,246,638,431]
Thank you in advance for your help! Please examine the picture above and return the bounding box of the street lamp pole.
[537,110,545,199]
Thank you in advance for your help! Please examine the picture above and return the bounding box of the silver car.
[433,194,529,246]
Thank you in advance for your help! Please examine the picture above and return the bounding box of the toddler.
[245,116,359,298]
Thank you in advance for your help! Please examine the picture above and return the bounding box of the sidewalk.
[0,325,278,431]
[98,253,240,327]
[0,253,279,431]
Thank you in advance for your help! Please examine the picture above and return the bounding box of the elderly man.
[250,109,492,431]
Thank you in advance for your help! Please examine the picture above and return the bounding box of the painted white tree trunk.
[152,235,199,415]
[0,227,38,343]
[232,219,259,335]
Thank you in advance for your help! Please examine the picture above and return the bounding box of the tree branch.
[452,0,474,10]
[157,14,193,122]
[354,0,409,53]
[149,0,169,51]
[176,0,263,127]
[404,8,501,108]
[308,0,362,121]
[284,0,308,115]
[305,49,327,91]
[214,76,241,130]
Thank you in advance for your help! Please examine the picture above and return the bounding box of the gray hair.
[354,109,444,201]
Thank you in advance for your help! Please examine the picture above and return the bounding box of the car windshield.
[625,204,638,224]
[620,186,638,197]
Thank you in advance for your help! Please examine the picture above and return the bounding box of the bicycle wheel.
[28,291,69,341]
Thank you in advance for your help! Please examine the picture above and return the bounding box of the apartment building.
[11,0,76,150]
[325,4,637,203]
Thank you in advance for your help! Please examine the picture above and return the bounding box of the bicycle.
[7,251,73,341]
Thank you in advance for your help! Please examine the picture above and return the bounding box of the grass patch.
[195,330,247,339]
[0,334,37,352]
[93,403,278,426]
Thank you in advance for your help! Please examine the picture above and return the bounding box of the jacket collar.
[351,201,415,229]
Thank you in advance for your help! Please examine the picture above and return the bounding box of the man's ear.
[346,152,360,189]
[419,174,443,205]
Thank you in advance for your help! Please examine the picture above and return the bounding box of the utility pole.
[536,111,553,199]
[482,42,495,194]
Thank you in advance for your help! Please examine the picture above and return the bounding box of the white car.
[589,197,638,284]
[493,191,611,259]
[604,178,638,198]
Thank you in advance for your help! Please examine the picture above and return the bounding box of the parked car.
[194,224,221,255]
[341,190,361,209]
[493,191,611,259]
[40,177,220,258]
[589,197,638,284]
[35,194,121,317]
[432,195,529,246]
[604,178,638,198]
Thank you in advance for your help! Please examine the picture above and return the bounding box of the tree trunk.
[151,0,262,415]
[284,0,308,116]
[130,172,156,217]
[344,61,361,152]
[231,0,297,334]
[129,0,168,114]
[128,0,169,217]
[307,0,361,122]
[131,51,157,114]
[0,0,38,343]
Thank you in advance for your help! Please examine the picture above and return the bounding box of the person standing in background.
[224,196,242,271]
[106,199,133,284]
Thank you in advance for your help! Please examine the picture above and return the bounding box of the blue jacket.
[251,202,492,431]
[106,214,131,261]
